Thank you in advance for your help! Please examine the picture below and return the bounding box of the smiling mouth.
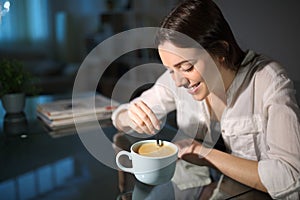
[187,82,201,94]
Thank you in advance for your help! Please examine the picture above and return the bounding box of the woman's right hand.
[117,100,160,135]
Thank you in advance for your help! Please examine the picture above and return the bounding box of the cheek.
[170,73,175,81]
[194,60,206,73]
[199,82,209,94]
[188,69,203,81]
[201,82,209,94]
[192,61,208,80]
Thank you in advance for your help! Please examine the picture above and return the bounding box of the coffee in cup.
[116,140,178,185]
[137,142,175,157]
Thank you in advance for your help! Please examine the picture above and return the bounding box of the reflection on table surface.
[0,95,119,200]
[0,94,272,200]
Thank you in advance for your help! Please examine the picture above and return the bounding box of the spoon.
[156,135,163,147]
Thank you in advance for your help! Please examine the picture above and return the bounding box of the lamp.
[0,1,10,24]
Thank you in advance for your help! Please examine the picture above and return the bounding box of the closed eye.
[182,66,194,72]
[181,64,194,72]
[179,60,196,73]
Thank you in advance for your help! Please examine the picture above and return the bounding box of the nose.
[173,71,189,87]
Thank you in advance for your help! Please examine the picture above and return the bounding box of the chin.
[192,94,206,101]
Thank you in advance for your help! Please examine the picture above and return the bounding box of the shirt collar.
[226,50,256,105]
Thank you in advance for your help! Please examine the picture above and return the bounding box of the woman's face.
[158,41,217,101]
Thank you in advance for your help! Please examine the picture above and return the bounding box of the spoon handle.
[156,135,163,146]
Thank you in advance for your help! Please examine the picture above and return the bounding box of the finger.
[130,120,145,134]
[175,144,186,158]
[135,101,160,130]
[127,117,144,134]
[128,110,154,134]
[175,140,193,157]
[130,102,156,134]
[136,101,160,130]
[127,103,151,133]
[177,148,184,158]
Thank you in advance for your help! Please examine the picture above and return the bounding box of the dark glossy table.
[0,95,272,200]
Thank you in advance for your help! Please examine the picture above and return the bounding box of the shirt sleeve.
[137,71,177,119]
[111,71,177,128]
[258,67,300,199]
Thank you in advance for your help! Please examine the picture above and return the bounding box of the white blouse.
[112,51,300,199]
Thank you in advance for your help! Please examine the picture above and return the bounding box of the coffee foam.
[137,142,175,157]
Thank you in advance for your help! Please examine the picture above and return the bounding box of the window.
[0,0,50,46]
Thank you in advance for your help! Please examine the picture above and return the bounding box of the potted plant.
[0,58,38,113]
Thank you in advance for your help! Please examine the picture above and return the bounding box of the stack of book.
[37,94,119,131]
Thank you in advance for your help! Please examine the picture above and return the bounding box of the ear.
[218,56,225,63]
[220,40,229,61]
[219,40,229,52]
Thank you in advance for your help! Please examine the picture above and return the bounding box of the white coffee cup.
[116,140,178,185]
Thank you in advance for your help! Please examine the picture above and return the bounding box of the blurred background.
[0,2,299,199]
[0,0,299,99]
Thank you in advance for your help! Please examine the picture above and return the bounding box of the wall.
[49,0,178,63]
[50,0,107,62]
[214,0,300,81]
[61,0,299,81]
[62,0,300,99]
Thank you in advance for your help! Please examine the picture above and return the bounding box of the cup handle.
[116,150,134,173]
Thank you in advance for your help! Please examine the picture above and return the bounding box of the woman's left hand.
[175,139,201,158]
[175,139,213,167]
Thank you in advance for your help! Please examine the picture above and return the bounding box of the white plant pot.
[1,93,26,114]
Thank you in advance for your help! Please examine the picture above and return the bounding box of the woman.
[112,0,300,199]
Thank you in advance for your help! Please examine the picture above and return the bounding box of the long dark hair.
[156,0,245,71]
